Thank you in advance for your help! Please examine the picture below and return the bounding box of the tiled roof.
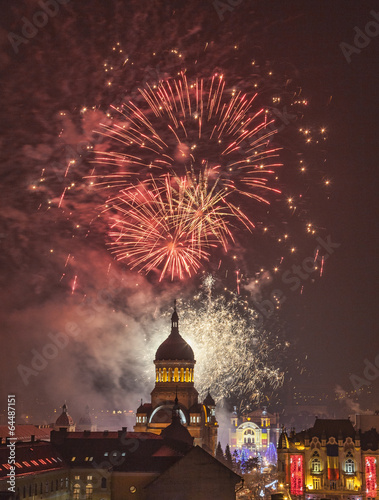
[311,419,355,439]
[136,403,152,414]
[361,429,379,451]
[51,430,185,472]
[0,442,66,479]
[0,426,51,443]
[294,418,356,444]
[145,446,241,490]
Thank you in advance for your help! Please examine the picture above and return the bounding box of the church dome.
[155,306,194,361]
[55,403,74,427]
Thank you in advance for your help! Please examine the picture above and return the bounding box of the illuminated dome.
[155,306,194,362]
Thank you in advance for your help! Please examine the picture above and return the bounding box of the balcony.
[310,470,324,476]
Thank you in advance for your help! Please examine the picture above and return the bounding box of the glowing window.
[86,485,93,500]
[311,458,321,473]
[345,458,355,474]
[73,484,80,500]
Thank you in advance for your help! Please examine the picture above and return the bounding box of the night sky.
[0,0,378,424]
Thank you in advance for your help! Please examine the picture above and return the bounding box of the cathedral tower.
[134,303,218,454]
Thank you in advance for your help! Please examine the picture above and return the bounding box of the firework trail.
[105,171,255,280]
[91,73,283,278]
[147,276,286,406]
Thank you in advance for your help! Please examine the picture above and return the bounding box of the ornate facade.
[134,305,218,455]
[229,407,280,461]
[277,418,379,500]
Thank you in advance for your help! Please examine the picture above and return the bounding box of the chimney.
[84,430,91,437]
[103,430,109,436]
[31,435,35,443]
[118,427,127,438]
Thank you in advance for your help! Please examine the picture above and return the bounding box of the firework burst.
[91,73,283,279]
[105,171,255,280]
[148,276,286,406]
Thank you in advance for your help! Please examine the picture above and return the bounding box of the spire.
[172,388,180,421]
[171,299,179,333]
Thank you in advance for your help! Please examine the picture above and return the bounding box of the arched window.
[101,478,107,489]
[180,367,184,382]
[162,367,167,382]
[345,458,355,473]
[311,458,321,473]
[243,429,255,444]
[86,484,93,500]
[173,367,179,382]
[73,484,80,500]
[168,368,172,382]
[185,368,190,382]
